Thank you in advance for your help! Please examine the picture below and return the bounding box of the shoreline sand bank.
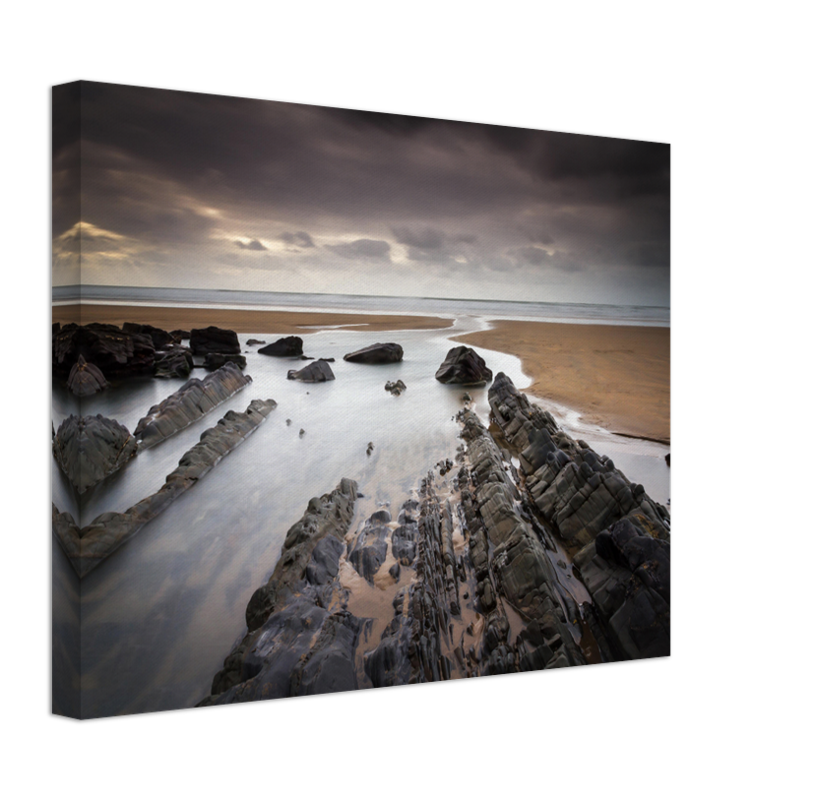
[453,320,670,442]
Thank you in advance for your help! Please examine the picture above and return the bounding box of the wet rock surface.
[154,348,193,379]
[385,379,406,396]
[258,336,303,357]
[201,372,670,706]
[287,359,335,382]
[435,345,493,385]
[134,363,252,448]
[190,326,240,356]
[53,414,137,495]
[343,342,404,364]
[201,479,360,703]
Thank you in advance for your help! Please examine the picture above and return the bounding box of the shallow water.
[53,317,669,716]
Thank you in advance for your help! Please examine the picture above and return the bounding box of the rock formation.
[201,479,360,702]
[488,372,670,547]
[343,343,404,364]
[52,399,277,578]
[67,355,107,396]
[287,359,335,382]
[435,346,493,385]
[134,363,252,448]
[154,348,193,379]
[53,414,138,494]
[246,339,266,346]
[121,322,175,350]
[53,323,156,379]
[190,326,240,355]
[385,380,406,396]
[258,336,303,357]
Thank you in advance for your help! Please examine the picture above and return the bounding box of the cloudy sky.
[53,82,669,306]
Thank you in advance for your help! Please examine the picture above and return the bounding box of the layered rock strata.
[134,363,252,448]
[53,399,277,578]
[203,405,597,706]
[53,414,138,494]
[202,478,361,702]
[488,372,670,547]
[487,372,670,659]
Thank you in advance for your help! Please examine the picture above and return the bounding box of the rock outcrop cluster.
[200,373,670,705]
[190,326,241,356]
[53,399,277,578]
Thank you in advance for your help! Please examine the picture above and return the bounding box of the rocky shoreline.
[200,372,669,705]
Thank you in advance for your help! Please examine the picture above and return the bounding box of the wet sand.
[52,304,454,333]
[454,320,670,442]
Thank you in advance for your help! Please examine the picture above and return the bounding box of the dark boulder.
[348,510,391,584]
[67,355,107,396]
[287,359,335,383]
[122,322,175,350]
[190,326,240,355]
[435,346,492,385]
[154,348,193,379]
[246,339,266,346]
[343,342,403,364]
[170,329,190,340]
[258,336,303,357]
[53,414,138,494]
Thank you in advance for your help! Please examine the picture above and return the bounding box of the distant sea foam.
[53,285,670,327]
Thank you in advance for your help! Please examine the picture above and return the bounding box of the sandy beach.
[52,304,454,333]
[454,320,670,443]
[53,304,669,442]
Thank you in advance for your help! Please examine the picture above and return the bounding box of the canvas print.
[51,82,670,719]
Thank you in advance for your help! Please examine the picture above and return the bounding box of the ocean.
[52,301,669,716]
[53,285,671,327]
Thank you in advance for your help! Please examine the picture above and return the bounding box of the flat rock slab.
[435,345,493,385]
[343,342,403,364]
[134,362,252,448]
[287,359,335,382]
[53,414,138,495]
[258,336,303,357]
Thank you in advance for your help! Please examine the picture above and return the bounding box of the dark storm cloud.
[58,81,670,302]
[52,83,81,248]
[280,231,315,248]
[392,226,445,250]
[326,239,391,261]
